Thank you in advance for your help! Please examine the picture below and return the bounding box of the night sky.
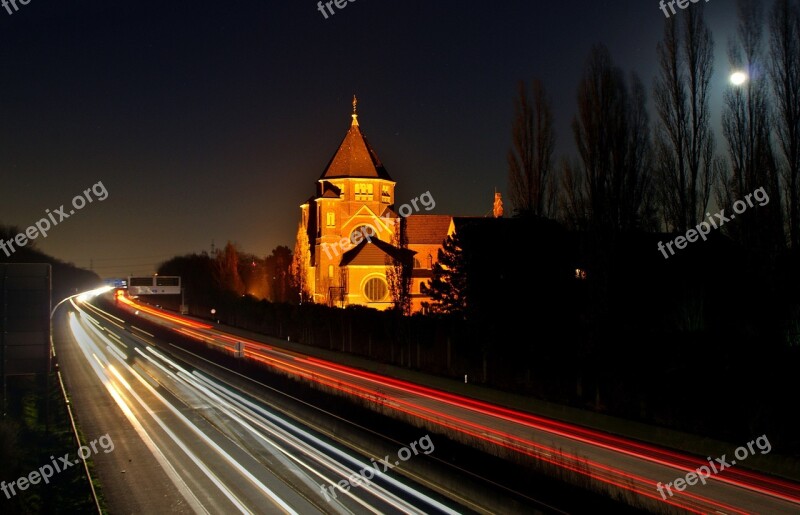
[0,1,737,278]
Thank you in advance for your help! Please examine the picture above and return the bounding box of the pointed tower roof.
[319,96,393,181]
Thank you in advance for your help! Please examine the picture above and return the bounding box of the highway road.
[90,293,800,515]
[54,296,486,514]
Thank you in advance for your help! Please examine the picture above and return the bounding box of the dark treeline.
[0,225,101,300]
[509,0,798,247]
[156,242,298,307]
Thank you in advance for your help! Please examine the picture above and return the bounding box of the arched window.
[363,277,388,302]
[413,257,422,269]
[350,224,376,244]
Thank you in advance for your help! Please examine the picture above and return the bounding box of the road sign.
[128,276,181,295]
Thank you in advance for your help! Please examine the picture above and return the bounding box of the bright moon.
[730,71,748,86]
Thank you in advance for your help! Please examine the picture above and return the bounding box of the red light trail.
[114,296,800,514]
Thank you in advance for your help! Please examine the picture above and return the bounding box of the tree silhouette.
[561,44,656,232]
[265,246,294,303]
[653,7,717,233]
[423,232,468,316]
[386,217,412,315]
[721,0,785,249]
[768,0,800,248]
[290,222,313,302]
[214,242,245,295]
[508,79,557,217]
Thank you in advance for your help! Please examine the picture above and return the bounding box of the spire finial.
[351,95,359,126]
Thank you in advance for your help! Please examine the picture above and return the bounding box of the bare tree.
[562,44,655,232]
[386,218,411,315]
[721,0,784,248]
[213,241,245,295]
[769,0,800,248]
[560,157,587,230]
[654,7,716,233]
[508,79,556,217]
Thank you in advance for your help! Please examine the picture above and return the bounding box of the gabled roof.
[405,215,453,245]
[346,205,396,234]
[319,106,393,181]
[340,237,415,267]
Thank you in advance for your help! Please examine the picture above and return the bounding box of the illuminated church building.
[297,98,453,312]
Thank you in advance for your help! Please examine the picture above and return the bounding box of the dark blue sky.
[0,0,738,277]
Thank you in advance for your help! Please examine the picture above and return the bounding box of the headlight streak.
[106,344,127,363]
[190,372,460,515]
[105,331,127,348]
[103,361,256,515]
[169,366,399,514]
[79,299,126,328]
[141,345,445,514]
[187,379,419,514]
[72,305,297,515]
[66,312,208,514]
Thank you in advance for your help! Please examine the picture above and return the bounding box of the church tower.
[301,97,399,306]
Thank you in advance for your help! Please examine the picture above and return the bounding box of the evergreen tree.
[423,232,468,316]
